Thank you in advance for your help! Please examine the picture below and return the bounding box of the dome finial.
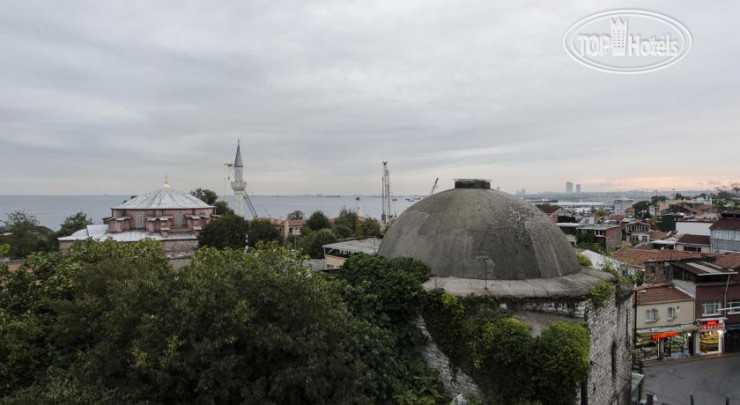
[163,174,171,189]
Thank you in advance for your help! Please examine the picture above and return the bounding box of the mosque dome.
[377,179,582,280]
[114,182,213,210]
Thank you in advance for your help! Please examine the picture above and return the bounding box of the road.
[643,355,740,405]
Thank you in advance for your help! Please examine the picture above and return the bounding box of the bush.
[576,253,592,267]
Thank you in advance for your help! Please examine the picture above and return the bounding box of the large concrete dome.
[378,179,582,280]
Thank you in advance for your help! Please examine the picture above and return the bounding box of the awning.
[636,324,698,337]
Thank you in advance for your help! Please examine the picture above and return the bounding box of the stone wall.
[414,317,483,401]
[583,292,634,405]
[503,296,588,318]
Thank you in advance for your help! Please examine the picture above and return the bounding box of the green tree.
[305,211,331,231]
[631,200,651,216]
[56,212,92,237]
[532,323,590,405]
[197,215,249,249]
[334,209,359,234]
[190,188,219,205]
[357,217,381,238]
[331,224,353,239]
[246,219,283,246]
[213,201,234,216]
[287,210,304,220]
[0,241,438,403]
[650,195,668,206]
[715,182,740,211]
[300,228,338,258]
[0,211,53,259]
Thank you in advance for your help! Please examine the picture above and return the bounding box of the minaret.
[231,141,246,218]
[381,161,392,226]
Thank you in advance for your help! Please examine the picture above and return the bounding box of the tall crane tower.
[430,178,439,196]
[381,161,393,226]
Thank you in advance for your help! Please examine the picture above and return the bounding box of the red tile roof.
[714,253,740,270]
[613,249,706,266]
[650,230,669,240]
[710,217,740,231]
[537,205,562,214]
[6,262,21,272]
[635,284,694,305]
[676,234,710,246]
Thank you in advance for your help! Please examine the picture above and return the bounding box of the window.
[702,301,720,316]
[175,213,182,228]
[645,309,659,322]
[729,300,740,315]
[667,307,676,320]
[136,215,143,228]
[642,236,648,242]
[595,230,604,237]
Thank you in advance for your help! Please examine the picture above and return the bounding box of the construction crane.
[241,190,259,219]
[430,178,439,196]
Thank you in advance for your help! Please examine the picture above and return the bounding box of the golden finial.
[163,174,171,189]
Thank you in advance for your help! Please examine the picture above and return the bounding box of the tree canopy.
[0,240,443,404]
[0,211,54,259]
[305,211,331,231]
[190,188,219,205]
[56,212,92,237]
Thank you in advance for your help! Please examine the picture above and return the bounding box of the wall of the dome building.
[581,291,634,405]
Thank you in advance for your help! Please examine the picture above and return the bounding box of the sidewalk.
[643,351,740,367]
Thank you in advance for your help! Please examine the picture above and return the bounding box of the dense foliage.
[299,228,339,258]
[0,241,444,404]
[575,253,592,267]
[190,188,219,205]
[305,211,331,231]
[0,211,55,258]
[197,215,282,249]
[56,212,93,238]
[423,291,590,405]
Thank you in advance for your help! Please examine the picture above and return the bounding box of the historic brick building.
[59,180,215,258]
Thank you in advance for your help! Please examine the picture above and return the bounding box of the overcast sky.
[0,0,738,195]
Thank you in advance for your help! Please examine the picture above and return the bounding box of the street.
[644,355,740,405]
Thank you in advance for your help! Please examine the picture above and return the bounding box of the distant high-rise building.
[565,181,574,194]
[576,184,581,193]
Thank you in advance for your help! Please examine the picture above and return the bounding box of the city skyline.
[1,1,739,195]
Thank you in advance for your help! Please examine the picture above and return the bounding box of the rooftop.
[58,225,198,243]
[635,284,694,305]
[676,234,710,246]
[114,185,213,210]
[379,181,582,280]
[537,205,563,214]
[323,238,381,255]
[612,249,706,266]
[710,217,740,231]
[578,224,621,230]
[672,261,737,277]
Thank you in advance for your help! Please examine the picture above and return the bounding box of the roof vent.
[454,179,491,189]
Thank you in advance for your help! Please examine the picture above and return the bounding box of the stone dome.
[378,179,582,280]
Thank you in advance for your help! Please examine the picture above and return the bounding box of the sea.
[0,194,421,231]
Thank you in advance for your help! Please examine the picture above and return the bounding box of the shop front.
[696,319,725,355]
[636,327,696,361]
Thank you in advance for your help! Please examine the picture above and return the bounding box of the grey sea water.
[0,194,418,231]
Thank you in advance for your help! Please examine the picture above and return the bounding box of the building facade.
[710,213,740,253]
[634,284,696,361]
[59,180,215,258]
